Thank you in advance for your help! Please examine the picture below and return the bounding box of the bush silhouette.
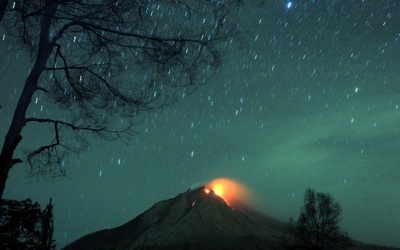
[0,198,56,249]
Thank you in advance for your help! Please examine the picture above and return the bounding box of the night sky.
[1,1,400,248]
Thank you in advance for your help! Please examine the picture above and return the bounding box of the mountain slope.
[63,187,284,250]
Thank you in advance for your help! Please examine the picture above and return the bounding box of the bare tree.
[0,0,240,199]
[284,189,353,250]
[41,198,56,249]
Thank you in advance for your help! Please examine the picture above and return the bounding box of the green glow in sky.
[1,1,399,248]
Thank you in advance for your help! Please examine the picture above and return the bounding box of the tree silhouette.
[0,198,56,249]
[0,0,241,198]
[285,189,353,250]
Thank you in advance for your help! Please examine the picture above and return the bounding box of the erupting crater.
[203,178,251,207]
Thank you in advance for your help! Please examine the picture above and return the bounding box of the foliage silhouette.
[0,198,56,249]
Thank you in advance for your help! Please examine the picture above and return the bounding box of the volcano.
[63,186,285,249]
[63,186,398,250]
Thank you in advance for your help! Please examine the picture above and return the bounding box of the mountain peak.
[188,186,232,208]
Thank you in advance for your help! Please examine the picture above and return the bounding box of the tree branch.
[25,117,106,132]
[1,0,240,179]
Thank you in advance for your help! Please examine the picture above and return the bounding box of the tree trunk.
[0,0,58,200]
[0,154,11,199]
[0,0,8,23]
[0,74,48,200]
[0,134,22,199]
[0,82,36,200]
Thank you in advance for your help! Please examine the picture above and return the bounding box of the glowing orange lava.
[204,178,250,207]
